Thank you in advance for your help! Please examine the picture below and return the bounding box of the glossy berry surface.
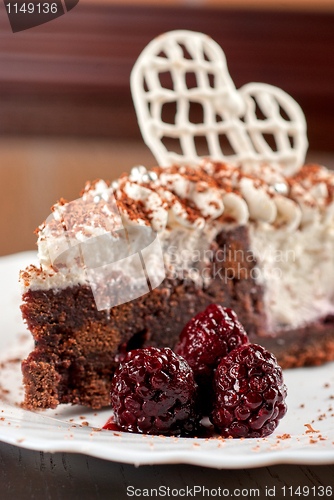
[111,347,199,435]
[211,344,287,438]
[175,304,249,379]
[174,304,248,411]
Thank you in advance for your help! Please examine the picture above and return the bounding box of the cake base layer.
[21,226,334,409]
[21,278,264,409]
[22,279,334,410]
[22,227,270,409]
[259,318,334,369]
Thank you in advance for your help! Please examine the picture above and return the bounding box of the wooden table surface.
[0,440,333,500]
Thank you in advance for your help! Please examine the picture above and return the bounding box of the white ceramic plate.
[1,251,334,468]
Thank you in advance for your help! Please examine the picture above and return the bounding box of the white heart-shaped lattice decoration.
[131,30,308,176]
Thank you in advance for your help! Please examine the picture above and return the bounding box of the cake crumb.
[304,424,320,433]
[81,421,89,426]
[277,434,291,440]
[300,404,305,408]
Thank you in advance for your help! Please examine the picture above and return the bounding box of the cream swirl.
[289,164,334,227]
[35,162,334,278]
[119,179,168,232]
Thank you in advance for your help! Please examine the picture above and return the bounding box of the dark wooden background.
[0,3,333,150]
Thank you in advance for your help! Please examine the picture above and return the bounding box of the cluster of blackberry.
[110,304,287,438]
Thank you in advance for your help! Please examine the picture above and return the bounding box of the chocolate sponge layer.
[21,226,334,409]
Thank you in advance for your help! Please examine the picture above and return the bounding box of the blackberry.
[210,344,287,438]
[174,304,248,412]
[111,347,200,435]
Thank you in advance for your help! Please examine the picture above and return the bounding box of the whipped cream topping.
[120,179,168,232]
[37,180,123,273]
[29,162,334,273]
[20,161,334,333]
[288,164,334,227]
[123,161,301,232]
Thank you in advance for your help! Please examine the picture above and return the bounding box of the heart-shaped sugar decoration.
[131,30,308,176]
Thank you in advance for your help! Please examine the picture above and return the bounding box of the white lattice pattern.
[131,30,308,175]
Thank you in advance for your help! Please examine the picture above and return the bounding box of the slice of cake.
[20,160,334,409]
[20,30,334,410]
